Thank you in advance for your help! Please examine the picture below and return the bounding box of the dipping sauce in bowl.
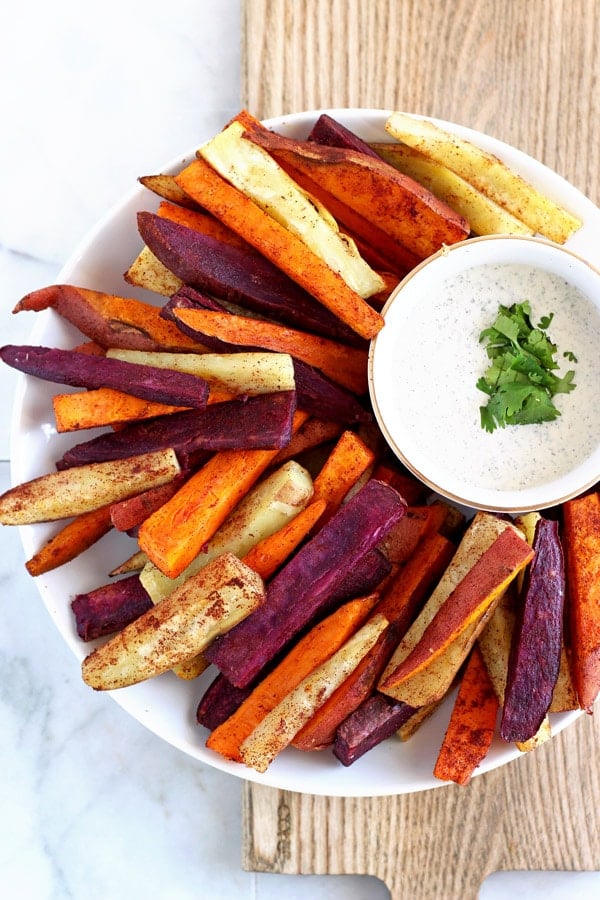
[368,235,600,512]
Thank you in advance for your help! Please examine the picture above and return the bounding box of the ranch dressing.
[381,262,600,495]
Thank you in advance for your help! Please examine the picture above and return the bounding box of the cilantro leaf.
[477,300,577,432]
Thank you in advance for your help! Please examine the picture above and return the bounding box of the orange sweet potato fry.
[311,430,376,522]
[52,388,190,432]
[206,594,379,762]
[245,127,470,260]
[25,503,114,576]
[371,463,431,505]
[156,200,249,249]
[170,307,369,396]
[13,285,205,352]
[563,491,600,711]
[433,646,499,785]
[174,157,384,340]
[52,386,232,432]
[138,411,308,578]
[241,499,327,581]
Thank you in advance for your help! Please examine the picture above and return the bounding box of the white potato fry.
[140,459,313,603]
[385,112,582,243]
[125,244,184,296]
[0,448,181,525]
[239,613,389,773]
[107,349,296,396]
[371,141,534,237]
[198,121,384,298]
[81,553,265,690]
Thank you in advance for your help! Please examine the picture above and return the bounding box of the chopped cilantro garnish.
[477,301,576,433]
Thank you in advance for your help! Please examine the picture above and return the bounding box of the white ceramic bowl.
[369,234,600,513]
[10,110,600,796]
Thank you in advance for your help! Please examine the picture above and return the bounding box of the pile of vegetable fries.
[1,109,597,786]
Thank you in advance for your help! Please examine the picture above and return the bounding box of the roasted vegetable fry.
[81,553,265,690]
[106,349,296,396]
[563,491,600,711]
[138,419,308,579]
[379,527,533,694]
[500,518,565,743]
[385,112,582,243]
[174,157,384,340]
[0,344,210,409]
[137,211,366,346]
[378,513,527,707]
[333,693,415,766]
[205,594,379,761]
[170,307,368,396]
[370,141,534,237]
[139,459,314,603]
[72,575,153,641]
[246,125,470,260]
[433,646,499,785]
[198,120,385,300]
[239,614,389,772]
[204,478,406,687]
[13,285,202,351]
[0,449,181,524]
[241,499,327,580]
[25,503,114,576]
[52,387,191,432]
[55,392,297,468]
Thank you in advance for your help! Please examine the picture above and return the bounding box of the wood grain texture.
[242,0,600,203]
[241,1,600,896]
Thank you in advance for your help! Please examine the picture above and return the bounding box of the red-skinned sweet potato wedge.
[244,127,470,260]
[379,527,533,694]
[13,285,203,352]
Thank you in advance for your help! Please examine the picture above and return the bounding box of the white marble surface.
[2,3,599,897]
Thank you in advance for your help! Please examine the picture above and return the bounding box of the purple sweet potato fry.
[196,672,254,731]
[138,212,365,346]
[71,575,153,641]
[307,113,382,159]
[204,478,406,687]
[55,392,297,468]
[333,692,416,766]
[0,345,209,409]
[292,359,373,425]
[500,517,566,743]
[324,548,392,610]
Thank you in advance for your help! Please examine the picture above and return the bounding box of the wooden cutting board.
[240,2,600,897]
